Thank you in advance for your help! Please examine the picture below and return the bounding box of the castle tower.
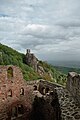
[25,49,38,72]
[26,49,30,54]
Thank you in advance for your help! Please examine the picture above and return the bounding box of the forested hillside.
[0,43,67,85]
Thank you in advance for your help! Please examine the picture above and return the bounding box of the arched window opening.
[18,105,24,115]
[11,107,17,118]
[20,88,24,95]
[42,87,45,95]
[45,87,49,93]
[8,89,12,97]
[7,67,13,78]
[33,85,37,90]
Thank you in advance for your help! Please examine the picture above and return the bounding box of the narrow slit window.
[20,88,24,95]
[8,89,12,97]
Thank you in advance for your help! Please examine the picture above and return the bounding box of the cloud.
[0,0,80,62]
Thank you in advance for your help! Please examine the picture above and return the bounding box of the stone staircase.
[56,87,80,120]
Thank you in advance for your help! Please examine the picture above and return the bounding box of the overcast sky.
[0,0,80,61]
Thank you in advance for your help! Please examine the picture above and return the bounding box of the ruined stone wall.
[0,66,32,120]
[1,65,80,120]
[28,79,80,120]
[27,80,61,120]
[66,72,80,105]
[27,80,63,95]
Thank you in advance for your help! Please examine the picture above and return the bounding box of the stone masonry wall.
[28,79,80,120]
[66,72,80,105]
[27,80,62,120]
[0,65,32,120]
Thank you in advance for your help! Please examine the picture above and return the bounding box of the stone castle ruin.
[25,49,53,80]
[25,49,38,72]
[0,65,80,120]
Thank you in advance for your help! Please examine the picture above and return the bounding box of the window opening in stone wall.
[7,67,13,78]
[20,88,24,95]
[50,91,54,96]
[18,105,24,115]
[11,107,17,118]
[8,89,12,97]
[42,87,45,95]
[45,87,49,93]
[33,85,37,90]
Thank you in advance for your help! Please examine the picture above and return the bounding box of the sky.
[0,0,80,61]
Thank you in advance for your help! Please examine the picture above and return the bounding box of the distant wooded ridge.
[48,60,80,68]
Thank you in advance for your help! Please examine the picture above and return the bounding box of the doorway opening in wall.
[11,105,24,119]
[45,87,49,93]
[18,105,24,116]
[11,106,17,119]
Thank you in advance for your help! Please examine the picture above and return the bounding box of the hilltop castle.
[25,49,53,80]
[25,49,38,72]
